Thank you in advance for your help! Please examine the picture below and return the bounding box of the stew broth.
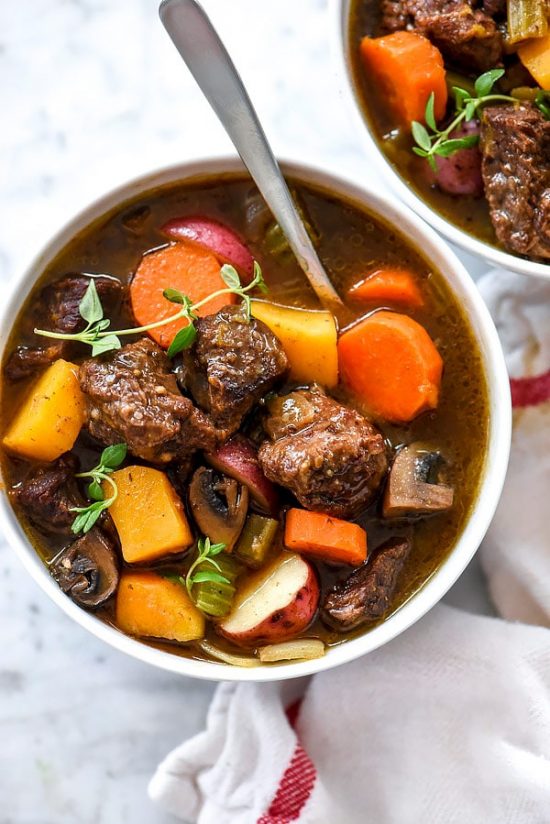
[0,174,489,663]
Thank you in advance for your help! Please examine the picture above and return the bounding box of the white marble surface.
[0,2,492,822]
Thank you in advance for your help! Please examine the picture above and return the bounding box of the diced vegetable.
[160,216,254,280]
[116,571,205,642]
[508,0,548,45]
[426,122,483,197]
[337,311,443,423]
[206,435,279,516]
[2,360,85,461]
[259,638,325,663]
[360,32,447,127]
[217,552,319,648]
[193,553,241,617]
[251,300,338,387]
[130,240,235,349]
[518,34,550,88]
[444,71,476,98]
[234,514,279,568]
[107,466,193,563]
[284,509,367,566]
[198,639,260,667]
[348,268,425,309]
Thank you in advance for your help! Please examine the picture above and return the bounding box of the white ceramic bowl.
[333,0,550,281]
[0,157,511,681]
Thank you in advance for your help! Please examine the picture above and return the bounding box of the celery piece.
[507,0,548,44]
[193,554,241,618]
[445,71,476,99]
[510,86,539,101]
[235,514,279,569]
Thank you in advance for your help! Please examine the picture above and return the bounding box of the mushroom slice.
[51,529,119,608]
[383,444,454,518]
[189,466,249,551]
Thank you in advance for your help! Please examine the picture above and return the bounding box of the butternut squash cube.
[2,359,85,461]
[107,465,193,563]
[251,300,338,387]
[518,35,550,89]
[116,571,205,642]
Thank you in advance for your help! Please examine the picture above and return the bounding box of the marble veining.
[0,1,489,821]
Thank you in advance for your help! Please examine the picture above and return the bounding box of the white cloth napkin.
[150,269,550,824]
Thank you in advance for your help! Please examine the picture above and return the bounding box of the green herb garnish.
[184,537,229,599]
[34,261,267,359]
[411,69,550,171]
[70,443,127,534]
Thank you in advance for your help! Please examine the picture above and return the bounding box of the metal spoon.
[159,0,344,313]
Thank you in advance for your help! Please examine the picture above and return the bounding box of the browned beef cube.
[322,537,411,631]
[79,338,217,463]
[481,104,550,260]
[258,386,388,520]
[14,454,85,536]
[381,0,502,72]
[182,306,288,437]
[4,275,123,381]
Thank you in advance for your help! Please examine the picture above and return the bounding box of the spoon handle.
[159,0,343,311]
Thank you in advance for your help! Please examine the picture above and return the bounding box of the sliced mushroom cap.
[51,529,119,608]
[383,443,454,519]
[189,466,249,551]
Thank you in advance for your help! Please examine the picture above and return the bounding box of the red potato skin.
[216,562,320,648]
[160,216,254,281]
[206,435,279,516]
[425,122,484,197]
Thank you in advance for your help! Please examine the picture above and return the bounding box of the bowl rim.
[331,0,550,282]
[0,155,511,682]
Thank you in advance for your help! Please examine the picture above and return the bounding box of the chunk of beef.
[51,529,119,608]
[182,306,288,436]
[481,104,550,260]
[13,454,84,536]
[258,386,388,519]
[322,537,411,631]
[5,345,64,382]
[381,0,502,72]
[4,275,123,381]
[482,0,505,17]
[79,338,216,463]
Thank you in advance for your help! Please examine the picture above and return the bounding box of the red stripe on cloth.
[510,369,550,408]
[257,700,317,824]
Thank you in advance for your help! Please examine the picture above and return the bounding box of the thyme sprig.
[71,443,127,534]
[411,69,550,171]
[185,537,229,598]
[34,261,267,359]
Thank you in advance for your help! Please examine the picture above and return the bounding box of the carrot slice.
[130,240,235,349]
[348,268,425,309]
[360,32,447,127]
[284,509,367,566]
[338,310,443,423]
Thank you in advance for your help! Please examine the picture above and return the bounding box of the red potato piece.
[160,216,254,281]
[206,435,279,516]
[425,122,483,197]
[217,551,319,648]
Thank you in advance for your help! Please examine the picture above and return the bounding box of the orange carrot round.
[348,268,425,309]
[338,310,443,423]
[360,32,447,127]
[284,508,367,566]
[130,240,236,349]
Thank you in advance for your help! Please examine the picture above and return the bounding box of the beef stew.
[0,175,488,666]
[349,0,550,262]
